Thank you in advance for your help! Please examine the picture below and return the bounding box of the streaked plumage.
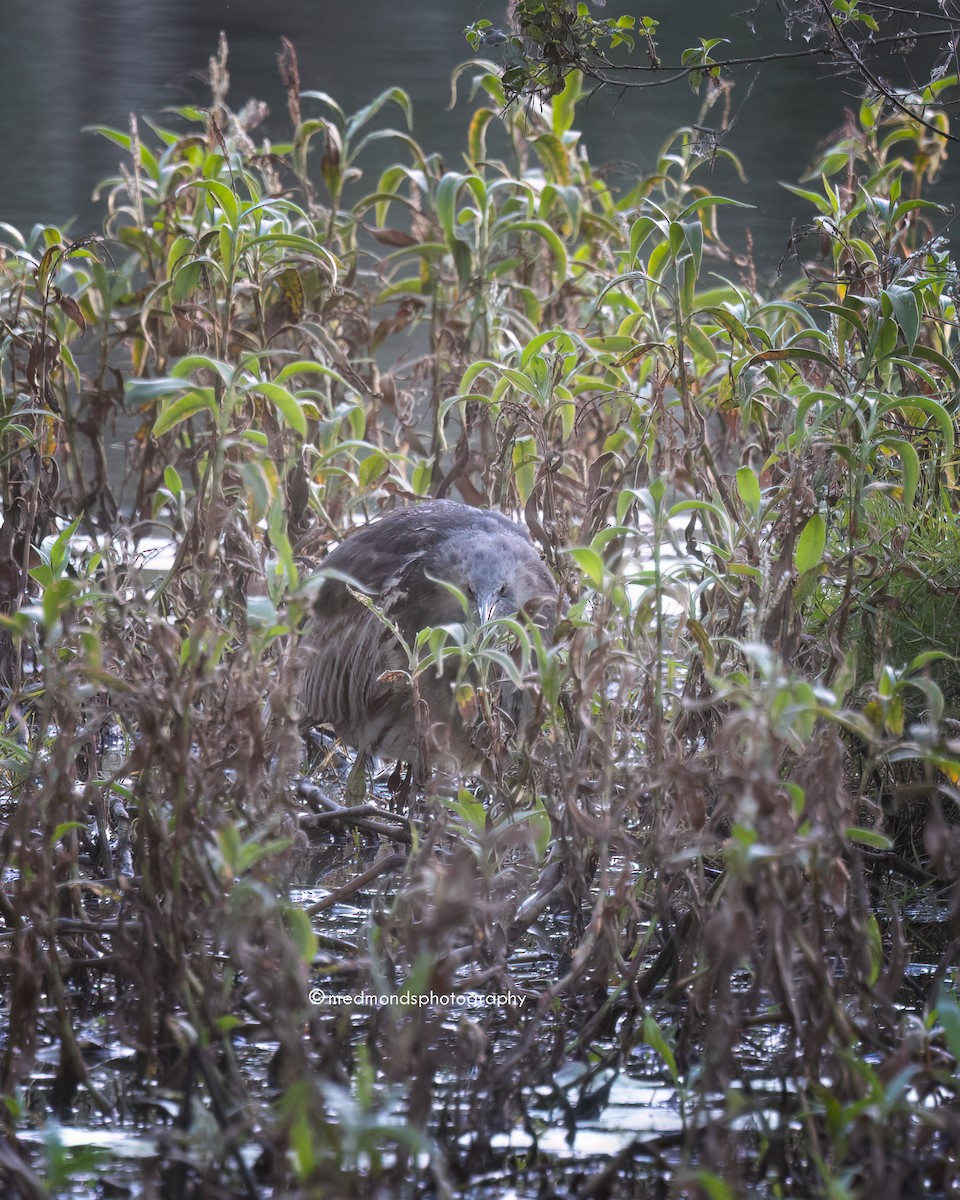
[300,500,557,779]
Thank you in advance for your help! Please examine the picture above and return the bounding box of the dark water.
[1,1,956,274]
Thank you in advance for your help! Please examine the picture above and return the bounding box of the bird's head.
[435,533,556,630]
[465,554,514,625]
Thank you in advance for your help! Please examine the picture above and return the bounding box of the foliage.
[467,0,960,148]
[1,30,960,1199]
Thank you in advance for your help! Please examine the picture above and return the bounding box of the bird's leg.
[386,762,404,810]
[345,751,369,805]
[386,762,414,809]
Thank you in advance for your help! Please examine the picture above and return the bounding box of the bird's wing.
[311,502,540,622]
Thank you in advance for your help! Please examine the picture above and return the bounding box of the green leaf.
[747,345,839,375]
[50,821,85,846]
[794,513,826,574]
[865,912,883,987]
[274,359,356,394]
[642,1014,678,1084]
[239,461,272,520]
[684,322,719,365]
[845,827,892,850]
[152,390,216,437]
[497,219,568,284]
[468,106,495,167]
[253,382,308,438]
[84,125,133,150]
[676,195,753,221]
[693,1173,735,1200]
[680,218,703,275]
[568,546,604,588]
[125,377,189,405]
[444,789,486,831]
[780,181,833,214]
[435,172,469,245]
[511,434,537,503]
[411,459,433,495]
[908,650,956,672]
[358,449,387,489]
[893,395,954,463]
[880,436,920,510]
[910,343,960,388]
[247,594,280,629]
[47,515,82,577]
[883,284,921,353]
[345,86,412,139]
[218,823,241,870]
[530,132,572,187]
[629,215,660,263]
[163,465,183,498]
[170,354,234,383]
[816,300,869,341]
[550,68,583,136]
[735,467,761,520]
[285,904,319,963]
[190,179,240,230]
[701,305,752,348]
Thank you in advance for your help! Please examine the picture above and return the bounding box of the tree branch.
[816,0,960,144]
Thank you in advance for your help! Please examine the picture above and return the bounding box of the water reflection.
[4,1,957,270]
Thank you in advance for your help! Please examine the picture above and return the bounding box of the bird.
[299,500,558,797]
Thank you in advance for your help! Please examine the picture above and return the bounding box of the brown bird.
[300,500,557,796]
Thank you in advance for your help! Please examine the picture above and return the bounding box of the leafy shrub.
[0,33,959,1199]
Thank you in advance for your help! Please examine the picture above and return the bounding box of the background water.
[1,1,955,276]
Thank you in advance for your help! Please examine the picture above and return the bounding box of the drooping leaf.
[794,513,826,574]
[736,467,761,520]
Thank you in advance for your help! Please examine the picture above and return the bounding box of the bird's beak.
[475,591,499,625]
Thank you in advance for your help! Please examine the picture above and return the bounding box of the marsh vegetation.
[1,21,959,1199]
